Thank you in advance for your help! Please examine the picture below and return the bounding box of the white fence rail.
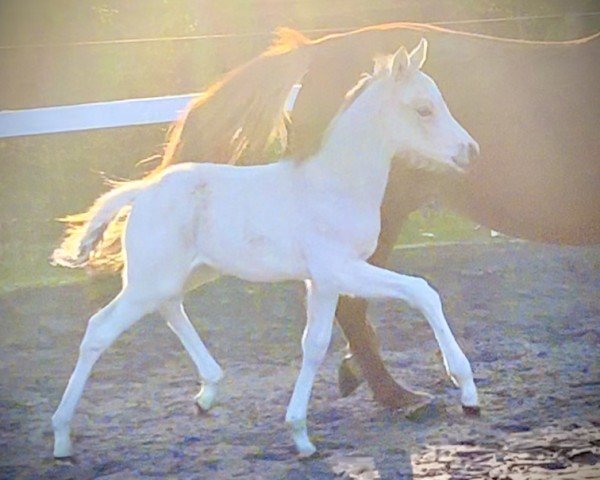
[0,94,197,139]
[0,85,301,139]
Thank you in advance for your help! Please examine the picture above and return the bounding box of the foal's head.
[373,39,479,171]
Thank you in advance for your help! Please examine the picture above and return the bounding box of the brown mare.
[71,23,599,409]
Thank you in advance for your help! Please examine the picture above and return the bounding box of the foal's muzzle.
[452,141,480,170]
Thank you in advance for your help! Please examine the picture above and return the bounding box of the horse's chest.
[344,216,381,259]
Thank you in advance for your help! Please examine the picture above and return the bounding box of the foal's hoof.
[195,402,210,416]
[298,445,318,459]
[288,419,317,458]
[53,435,73,460]
[338,356,364,397]
[462,405,481,416]
[53,455,76,465]
[194,383,217,413]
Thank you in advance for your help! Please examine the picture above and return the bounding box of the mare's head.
[371,39,479,171]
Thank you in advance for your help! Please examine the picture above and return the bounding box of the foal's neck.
[302,82,395,208]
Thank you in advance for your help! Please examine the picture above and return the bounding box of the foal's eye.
[416,105,433,117]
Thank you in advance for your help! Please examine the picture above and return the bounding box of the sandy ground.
[1,241,599,479]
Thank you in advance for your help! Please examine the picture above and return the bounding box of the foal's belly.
[306,203,382,261]
[201,232,308,283]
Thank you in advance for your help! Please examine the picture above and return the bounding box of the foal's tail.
[51,181,146,269]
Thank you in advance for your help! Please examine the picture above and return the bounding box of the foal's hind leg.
[334,262,478,411]
[160,300,223,411]
[52,288,158,458]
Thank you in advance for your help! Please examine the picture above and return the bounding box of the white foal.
[51,38,479,458]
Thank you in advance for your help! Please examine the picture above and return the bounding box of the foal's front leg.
[335,262,478,411]
[286,281,338,456]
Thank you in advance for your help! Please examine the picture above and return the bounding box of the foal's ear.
[391,46,410,78]
[409,38,428,70]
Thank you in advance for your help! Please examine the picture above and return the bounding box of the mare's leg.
[159,299,223,411]
[336,166,435,408]
[337,297,431,409]
[334,262,478,411]
[52,287,160,458]
[286,281,338,456]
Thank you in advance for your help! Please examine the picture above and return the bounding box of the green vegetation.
[0,241,85,293]
[396,208,497,247]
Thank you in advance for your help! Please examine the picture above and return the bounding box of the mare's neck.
[301,83,395,209]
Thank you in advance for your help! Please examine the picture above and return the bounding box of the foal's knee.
[404,277,441,312]
[79,331,111,361]
[302,334,330,367]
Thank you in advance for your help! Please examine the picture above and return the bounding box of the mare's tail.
[51,181,146,269]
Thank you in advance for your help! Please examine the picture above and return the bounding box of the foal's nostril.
[452,143,475,169]
[468,142,480,161]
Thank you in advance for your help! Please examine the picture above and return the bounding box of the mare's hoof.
[462,405,481,416]
[53,455,76,465]
[374,384,434,411]
[338,356,364,397]
[405,397,444,422]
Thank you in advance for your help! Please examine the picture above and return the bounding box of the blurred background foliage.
[0,0,598,291]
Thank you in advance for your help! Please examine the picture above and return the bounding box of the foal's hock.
[51,38,479,458]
